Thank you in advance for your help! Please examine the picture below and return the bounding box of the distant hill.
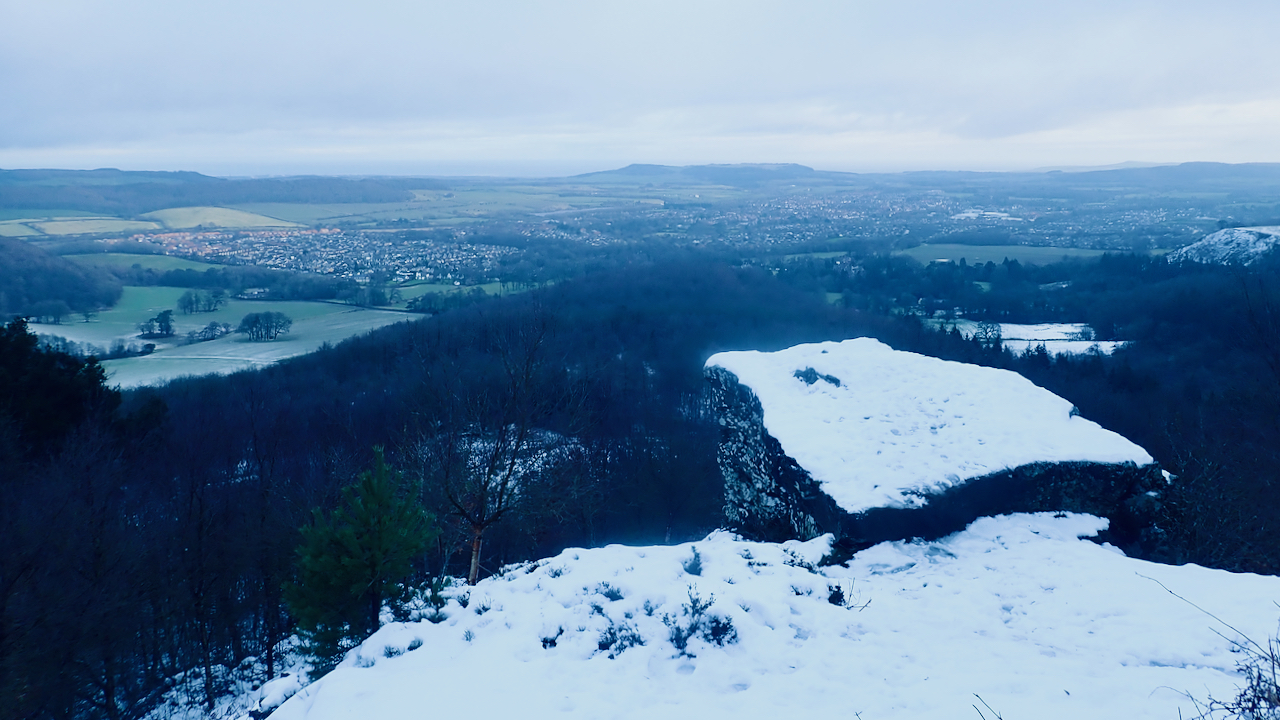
[572,161,1280,196]
[574,163,829,187]
[0,169,448,215]
[1167,226,1280,266]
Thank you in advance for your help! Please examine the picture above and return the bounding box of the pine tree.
[285,448,437,672]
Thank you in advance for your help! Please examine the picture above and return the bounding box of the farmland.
[140,206,300,229]
[28,285,412,387]
[99,306,408,388]
[31,218,163,235]
[65,252,226,272]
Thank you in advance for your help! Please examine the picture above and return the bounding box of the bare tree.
[412,307,584,585]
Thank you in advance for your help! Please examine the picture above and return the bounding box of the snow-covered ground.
[1168,226,1280,266]
[943,320,1126,356]
[268,514,1279,720]
[707,338,1152,513]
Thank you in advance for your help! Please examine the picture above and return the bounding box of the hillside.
[0,238,123,317]
[258,514,1279,720]
[1167,226,1280,265]
[0,169,443,215]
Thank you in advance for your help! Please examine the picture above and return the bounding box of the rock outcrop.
[706,341,1167,557]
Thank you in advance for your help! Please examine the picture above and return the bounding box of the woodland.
[2,242,1280,718]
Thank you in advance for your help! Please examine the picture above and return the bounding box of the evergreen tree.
[285,448,437,672]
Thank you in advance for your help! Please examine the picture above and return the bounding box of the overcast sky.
[3,0,1279,177]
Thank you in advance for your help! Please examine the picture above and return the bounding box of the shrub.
[682,547,703,576]
[663,586,738,657]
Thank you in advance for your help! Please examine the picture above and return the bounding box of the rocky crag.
[706,341,1168,557]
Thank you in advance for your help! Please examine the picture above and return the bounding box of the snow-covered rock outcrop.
[706,338,1164,550]
[1167,226,1280,265]
[268,515,1280,720]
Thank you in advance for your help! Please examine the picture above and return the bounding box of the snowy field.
[262,514,1279,720]
[100,309,408,388]
[707,338,1152,513]
[942,320,1126,356]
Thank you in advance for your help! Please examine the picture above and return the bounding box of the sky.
[3,0,1279,177]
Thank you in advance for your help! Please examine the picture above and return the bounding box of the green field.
[32,218,162,236]
[27,285,413,387]
[898,244,1112,266]
[140,206,300,229]
[65,253,225,272]
[0,222,40,237]
[29,285,410,359]
[99,307,409,388]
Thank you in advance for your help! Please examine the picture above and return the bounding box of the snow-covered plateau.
[267,514,1279,720]
[707,338,1153,514]
[1167,226,1280,266]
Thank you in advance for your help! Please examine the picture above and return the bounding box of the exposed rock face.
[707,365,1167,556]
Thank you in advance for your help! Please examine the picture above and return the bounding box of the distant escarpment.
[706,339,1167,557]
[1167,226,1280,266]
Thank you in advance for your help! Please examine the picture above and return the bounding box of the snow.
[1001,339,1125,355]
[268,514,1280,720]
[1168,226,1280,266]
[707,338,1152,513]
[143,637,309,720]
[942,321,1125,356]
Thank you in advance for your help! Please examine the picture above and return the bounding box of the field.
[898,244,1114,266]
[65,253,225,272]
[28,286,413,387]
[0,222,40,237]
[100,308,409,388]
[232,187,663,226]
[396,280,513,299]
[31,218,162,235]
[140,206,300,229]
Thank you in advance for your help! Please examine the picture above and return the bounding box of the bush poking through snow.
[683,547,703,576]
[597,619,646,658]
[597,582,625,601]
[541,627,565,649]
[663,586,738,657]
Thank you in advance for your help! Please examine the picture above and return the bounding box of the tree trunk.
[467,531,484,585]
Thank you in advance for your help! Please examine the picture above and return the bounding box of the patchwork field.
[141,206,299,229]
[232,187,663,226]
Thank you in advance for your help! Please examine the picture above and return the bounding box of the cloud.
[3,0,1279,173]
